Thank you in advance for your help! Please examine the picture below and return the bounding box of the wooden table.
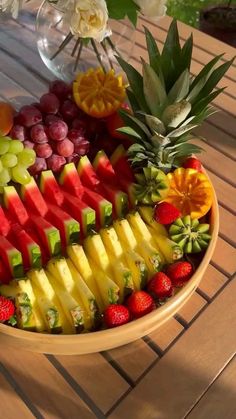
[0,7,236,419]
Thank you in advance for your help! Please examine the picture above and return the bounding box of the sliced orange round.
[0,102,14,136]
[164,167,213,219]
[73,68,126,119]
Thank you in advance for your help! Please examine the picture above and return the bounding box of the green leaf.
[106,0,139,26]
[144,27,165,86]
[169,124,198,138]
[144,114,166,135]
[126,89,140,113]
[161,19,182,90]
[116,56,150,113]
[174,143,203,158]
[189,53,224,92]
[168,69,190,104]
[117,127,142,140]
[191,87,225,115]
[119,109,151,138]
[142,60,167,116]
[180,34,193,71]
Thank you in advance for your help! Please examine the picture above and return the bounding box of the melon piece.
[62,191,96,238]
[21,177,48,217]
[0,236,24,278]
[118,178,137,208]
[110,145,135,182]
[40,170,64,206]
[93,150,117,183]
[101,183,129,219]
[0,206,10,237]
[0,259,11,284]
[30,215,61,258]
[46,203,80,248]
[9,222,42,270]
[83,187,112,228]
[3,186,29,226]
[24,226,48,266]
[77,155,100,189]
[59,163,84,198]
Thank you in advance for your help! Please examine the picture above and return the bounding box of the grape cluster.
[0,136,35,188]
[11,80,92,176]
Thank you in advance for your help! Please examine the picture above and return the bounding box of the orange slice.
[0,102,14,136]
[73,68,126,118]
[164,167,213,219]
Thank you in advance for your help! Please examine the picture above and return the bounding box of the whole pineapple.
[116,20,234,173]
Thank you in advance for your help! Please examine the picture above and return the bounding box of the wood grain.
[198,264,228,299]
[177,293,207,324]
[0,372,34,419]
[147,317,184,352]
[211,237,236,276]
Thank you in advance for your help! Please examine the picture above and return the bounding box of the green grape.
[0,160,3,172]
[8,140,24,154]
[12,165,31,185]
[0,185,6,194]
[17,148,36,167]
[0,168,11,184]
[1,153,18,168]
[0,139,10,155]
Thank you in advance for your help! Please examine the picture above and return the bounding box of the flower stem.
[73,40,83,72]
[71,37,81,57]
[106,36,121,58]
[101,40,114,70]
[91,39,106,72]
[50,32,74,60]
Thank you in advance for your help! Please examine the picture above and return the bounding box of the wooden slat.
[177,292,207,324]
[208,112,236,139]
[0,350,95,419]
[55,353,130,414]
[188,356,236,419]
[0,372,34,419]
[110,277,236,419]
[195,122,236,160]
[147,317,184,352]
[219,206,236,246]
[107,340,157,383]
[0,72,36,109]
[207,170,236,214]
[198,264,228,299]
[211,237,236,276]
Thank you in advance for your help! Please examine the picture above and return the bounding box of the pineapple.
[117,20,234,174]
[148,227,183,263]
[88,258,120,308]
[138,206,168,236]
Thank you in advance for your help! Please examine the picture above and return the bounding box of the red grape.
[73,138,90,155]
[47,154,66,172]
[48,120,68,141]
[18,105,42,127]
[29,157,47,175]
[44,114,61,126]
[60,100,78,121]
[23,140,35,149]
[67,153,80,164]
[40,93,60,114]
[30,102,42,111]
[68,128,86,143]
[10,125,26,142]
[30,124,48,144]
[49,80,70,100]
[35,143,53,159]
[71,118,87,132]
[56,138,74,157]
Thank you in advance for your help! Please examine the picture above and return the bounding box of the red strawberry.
[154,202,181,225]
[0,296,15,322]
[166,261,193,287]
[104,304,130,328]
[148,272,173,300]
[183,157,202,171]
[126,291,154,319]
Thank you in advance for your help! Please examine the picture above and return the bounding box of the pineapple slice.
[137,241,163,277]
[84,234,110,272]
[67,244,103,312]
[138,206,168,237]
[67,259,101,329]
[30,284,62,334]
[113,219,137,249]
[46,271,84,333]
[28,269,73,334]
[15,292,37,331]
[148,226,183,263]
[124,249,148,290]
[88,258,119,309]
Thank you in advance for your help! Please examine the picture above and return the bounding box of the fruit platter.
[0,21,230,355]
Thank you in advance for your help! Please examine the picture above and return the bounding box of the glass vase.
[36,0,136,82]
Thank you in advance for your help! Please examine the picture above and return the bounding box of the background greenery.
[167,0,236,28]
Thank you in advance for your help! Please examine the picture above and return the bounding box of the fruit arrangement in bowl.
[0,20,230,354]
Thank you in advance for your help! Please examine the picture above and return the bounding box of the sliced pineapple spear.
[88,258,119,308]
[84,233,133,302]
[27,269,73,334]
[113,218,162,279]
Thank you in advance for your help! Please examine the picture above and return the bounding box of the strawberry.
[183,157,202,172]
[0,296,15,322]
[126,291,154,319]
[166,261,193,287]
[154,202,181,225]
[148,272,173,300]
[104,304,130,328]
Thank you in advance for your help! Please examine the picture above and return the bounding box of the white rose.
[134,0,167,20]
[70,0,110,42]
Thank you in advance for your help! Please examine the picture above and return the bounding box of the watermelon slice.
[3,186,29,226]
[77,156,100,189]
[40,170,64,206]
[46,203,80,248]
[62,191,96,238]
[59,163,84,198]
[0,206,10,237]
[21,177,48,217]
[0,236,24,278]
[0,259,12,284]
[82,187,112,228]
[110,145,135,182]
[24,226,48,266]
[9,222,42,271]
[93,150,117,183]
[30,215,61,258]
[101,184,129,218]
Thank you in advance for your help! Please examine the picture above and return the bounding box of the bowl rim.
[0,176,219,348]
